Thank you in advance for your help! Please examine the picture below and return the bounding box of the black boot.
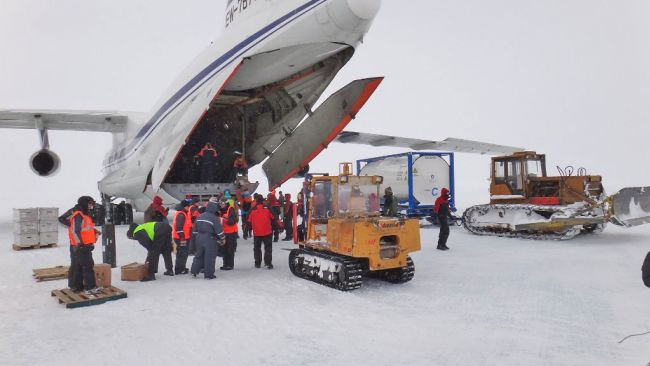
[140,275,156,282]
[164,271,174,276]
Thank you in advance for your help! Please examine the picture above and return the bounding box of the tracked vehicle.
[289,163,421,291]
[463,151,650,240]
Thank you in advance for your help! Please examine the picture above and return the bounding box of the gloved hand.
[88,244,95,251]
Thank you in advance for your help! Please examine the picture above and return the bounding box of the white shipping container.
[14,233,39,246]
[13,208,38,223]
[38,207,59,220]
[39,232,58,245]
[360,155,451,205]
[38,220,59,233]
[13,221,39,235]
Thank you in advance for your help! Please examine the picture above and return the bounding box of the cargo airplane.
[0,0,521,211]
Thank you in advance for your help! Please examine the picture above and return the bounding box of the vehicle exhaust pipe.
[29,149,61,177]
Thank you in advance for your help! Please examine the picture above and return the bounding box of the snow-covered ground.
[0,220,649,366]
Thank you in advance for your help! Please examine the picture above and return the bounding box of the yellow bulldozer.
[288,163,421,291]
[463,151,650,240]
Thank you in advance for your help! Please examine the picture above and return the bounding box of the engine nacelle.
[29,149,61,177]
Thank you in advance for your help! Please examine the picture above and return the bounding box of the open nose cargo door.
[263,77,383,190]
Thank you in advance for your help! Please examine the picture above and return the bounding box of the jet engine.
[29,149,61,177]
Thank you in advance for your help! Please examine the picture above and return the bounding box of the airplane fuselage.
[98,0,380,210]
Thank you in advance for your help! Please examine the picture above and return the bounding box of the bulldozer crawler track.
[289,248,364,291]
[462,204,584,240]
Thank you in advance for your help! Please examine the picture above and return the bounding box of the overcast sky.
[1,0,649,218]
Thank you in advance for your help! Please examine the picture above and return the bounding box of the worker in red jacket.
[267,191,281,242]
[248,196,276,269]
[282,193,293,241]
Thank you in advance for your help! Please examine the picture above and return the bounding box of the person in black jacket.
[190,200,225,279]
[433,188,451,251]
[68,196,100,293]
[219,197,239,271]
[126,222,174,281]
[641,252,650,287]
[195,143,219,183]
[60,196,97,289]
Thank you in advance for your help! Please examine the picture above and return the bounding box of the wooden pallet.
[51,286,127,309]
[33,265,69,282]
[13,243,58,251]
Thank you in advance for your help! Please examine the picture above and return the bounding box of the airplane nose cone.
[346,0,381,20]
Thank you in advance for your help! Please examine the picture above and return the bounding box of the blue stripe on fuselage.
[104,0,326,169]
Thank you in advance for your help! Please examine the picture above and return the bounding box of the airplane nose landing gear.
[101,193,117,268]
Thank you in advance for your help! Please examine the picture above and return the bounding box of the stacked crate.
[38,208,59,245]
[13,207,59,249]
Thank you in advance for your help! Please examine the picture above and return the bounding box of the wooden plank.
[13,243,58,251]
[52,286,127,309]
[33,266,69,282]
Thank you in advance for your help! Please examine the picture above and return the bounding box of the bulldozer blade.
[609,187,650,227]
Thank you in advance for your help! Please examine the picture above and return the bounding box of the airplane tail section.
[263,77,383,190]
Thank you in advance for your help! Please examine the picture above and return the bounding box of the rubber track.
[462,204,583,240]
[383,256,414,283]
[289,248,364,291]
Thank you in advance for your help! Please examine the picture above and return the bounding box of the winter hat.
[77,196,94,214]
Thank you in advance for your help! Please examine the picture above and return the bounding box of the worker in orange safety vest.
[68,196,100,294]
[172,200,193,274]
[219,197,239,270]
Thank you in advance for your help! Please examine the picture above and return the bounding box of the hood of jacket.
[206,201,219,214]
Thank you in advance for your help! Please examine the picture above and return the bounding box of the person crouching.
[127,222,174,281]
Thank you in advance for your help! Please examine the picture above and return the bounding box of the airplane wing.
[334,131,524,155]
[0,110,128,132]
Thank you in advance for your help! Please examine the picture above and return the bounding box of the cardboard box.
[39,232,58,245]
[38,207,59,220]
[13,208,38,223]
[94,263,112,287]
[38,220,59,233]
[120,262,148,281]
[14,221,39,235]
[13,233,39,247]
